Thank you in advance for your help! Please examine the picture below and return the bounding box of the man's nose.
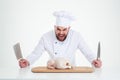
[60,31,64,34]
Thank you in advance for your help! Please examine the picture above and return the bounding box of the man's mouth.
[59,35,64,37]
[57,35,66,41]
[58,34,65,37]
[59,35,65,39]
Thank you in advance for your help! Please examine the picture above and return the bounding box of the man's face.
[55,26,70,41]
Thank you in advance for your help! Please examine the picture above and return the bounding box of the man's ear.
[54,25,56,28]
[54,25,57,30]
[68,26,71,30]
[54,25,57,28]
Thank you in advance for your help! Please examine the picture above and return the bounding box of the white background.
[0,0,120,70]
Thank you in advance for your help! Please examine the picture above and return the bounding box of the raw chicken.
[47,57,72,69]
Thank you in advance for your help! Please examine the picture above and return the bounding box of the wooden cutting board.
[31,66,94,73]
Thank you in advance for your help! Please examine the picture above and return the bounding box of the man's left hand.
[92,59,102,68]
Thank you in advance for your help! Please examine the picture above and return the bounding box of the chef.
[19,10,102,68]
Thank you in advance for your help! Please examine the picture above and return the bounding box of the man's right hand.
[19,59,30,68]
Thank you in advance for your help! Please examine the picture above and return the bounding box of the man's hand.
[19,59,30,68]
[92,59,102,68]
[47,59,55,69]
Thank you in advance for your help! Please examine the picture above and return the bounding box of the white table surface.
[0,66,119,80]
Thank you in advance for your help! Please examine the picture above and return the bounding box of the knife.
[13,42,23,60]
[97,42,101,60]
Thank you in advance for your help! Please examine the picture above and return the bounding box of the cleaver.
[13,42,23,60]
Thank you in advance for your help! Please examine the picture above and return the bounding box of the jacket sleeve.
[77,34,96,63]
[26,36,45,65]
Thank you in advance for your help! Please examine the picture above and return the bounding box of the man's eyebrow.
[57,27,67,30]
[57,28,61,30]
[63,28,67,30]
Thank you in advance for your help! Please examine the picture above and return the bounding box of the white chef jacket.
[26,29,96,65]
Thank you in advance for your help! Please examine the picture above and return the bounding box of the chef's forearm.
[26,37,45,65]
[80,47,96,63]
[78,35,96,63]
[26,52,42,65]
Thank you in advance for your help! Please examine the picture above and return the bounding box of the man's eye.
[63,29,67,31]
[57,28,61,31]
[57,29,61,31]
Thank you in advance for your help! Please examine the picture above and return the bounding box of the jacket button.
[55,52,57,54]
[55,42,57,44]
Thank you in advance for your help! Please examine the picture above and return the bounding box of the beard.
[56,34,67,41]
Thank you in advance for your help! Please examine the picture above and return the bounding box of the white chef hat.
[53,10,75,27]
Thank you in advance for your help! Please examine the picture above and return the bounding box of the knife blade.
[97,42,101,60]
[13,42,23,60]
